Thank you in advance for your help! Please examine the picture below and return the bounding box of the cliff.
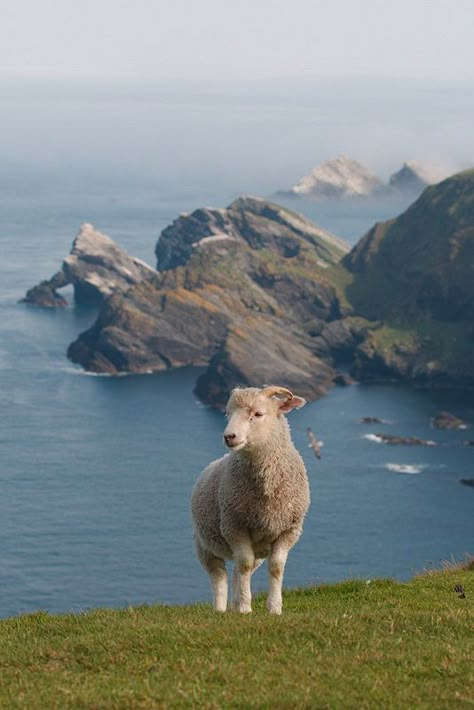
[344,170,474,386]
[67,197,364,407]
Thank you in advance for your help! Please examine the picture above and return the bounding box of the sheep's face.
[223,386,306,453]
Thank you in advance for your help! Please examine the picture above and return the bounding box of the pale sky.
[1,0,474,82]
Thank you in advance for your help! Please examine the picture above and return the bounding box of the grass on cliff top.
[0,563,473,709]
[366,320,474,376]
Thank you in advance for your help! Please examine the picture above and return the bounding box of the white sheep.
[191,385,310,614]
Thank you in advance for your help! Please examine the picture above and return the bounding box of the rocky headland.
[64,197,369,407]
[23,170,474,409]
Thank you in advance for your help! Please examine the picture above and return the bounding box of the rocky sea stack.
[22,223,155,307]
[287,156,384,200]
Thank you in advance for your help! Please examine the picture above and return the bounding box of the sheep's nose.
[224,433,236,445]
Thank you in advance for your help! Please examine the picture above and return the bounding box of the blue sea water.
[1,79,473,618]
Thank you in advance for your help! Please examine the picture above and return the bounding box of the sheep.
[191,385,310,614]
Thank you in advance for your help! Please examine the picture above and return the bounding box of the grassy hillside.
[0,564,472,708]
[344,169,474,323]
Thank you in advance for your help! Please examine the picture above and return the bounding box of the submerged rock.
[431,411,467,430]
[460,478,474,487]
[22,223,156,307]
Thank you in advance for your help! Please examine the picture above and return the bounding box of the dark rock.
[375,433,436,446]
[334,372,356,386]
[21,274,68,308]
[360,417,384,424]
[431,411,467,430]
[460,478,474,487]
[388,161,448,194]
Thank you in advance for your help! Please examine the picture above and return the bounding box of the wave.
[62,366,153,377]
[384,463,426,475]
[363,433,384,443]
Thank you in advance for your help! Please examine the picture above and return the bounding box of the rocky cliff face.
[22,223,155,307]
[344,170,474,386]
[289,156,384,199]
[67,198,362,407]
[155,196,347,269]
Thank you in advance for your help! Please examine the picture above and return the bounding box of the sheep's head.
[223,385,306,453]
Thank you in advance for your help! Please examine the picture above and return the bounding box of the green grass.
[1,564,473,708]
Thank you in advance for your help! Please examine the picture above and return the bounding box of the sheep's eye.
[254,411,264,418]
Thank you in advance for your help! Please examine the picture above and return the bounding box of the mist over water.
[1,76,473,618]
[2,76,473,200]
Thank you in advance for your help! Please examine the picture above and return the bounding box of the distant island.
[23,170,474,409]
[280,155,451,200]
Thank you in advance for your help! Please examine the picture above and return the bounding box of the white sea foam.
[384,463,426,475]
[363,433,384,443]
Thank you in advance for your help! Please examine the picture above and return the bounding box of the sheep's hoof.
[267,604,282,615]
[239,605,252,614]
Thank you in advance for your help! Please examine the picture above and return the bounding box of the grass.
[0,564,473,708]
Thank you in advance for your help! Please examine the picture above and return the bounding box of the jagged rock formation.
[155,196,347,270]
[67,198,363,407]
[344,169,474,387]
[287,156,384,199]
[388,161,448,193]
[22,223,156,307]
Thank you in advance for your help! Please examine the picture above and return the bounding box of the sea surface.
[1,79,473,618]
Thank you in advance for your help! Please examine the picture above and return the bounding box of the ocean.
[1,78,473,618]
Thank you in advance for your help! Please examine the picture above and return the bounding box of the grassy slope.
[0,566,473,708]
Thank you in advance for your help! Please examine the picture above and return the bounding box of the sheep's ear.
[278,396,306,413]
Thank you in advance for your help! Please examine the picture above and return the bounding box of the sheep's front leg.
[232,538,255,613]
[231,558,264,611]
[267,528,302,615]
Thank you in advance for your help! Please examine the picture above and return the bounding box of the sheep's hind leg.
[196,542,228,612]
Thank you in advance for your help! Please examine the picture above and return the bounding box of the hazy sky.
[2,0,474,82]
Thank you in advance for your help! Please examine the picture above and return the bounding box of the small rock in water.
[375,433,436,446]
[360,416,384,424]
[460,478,474,488]
[431,411,467,430]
